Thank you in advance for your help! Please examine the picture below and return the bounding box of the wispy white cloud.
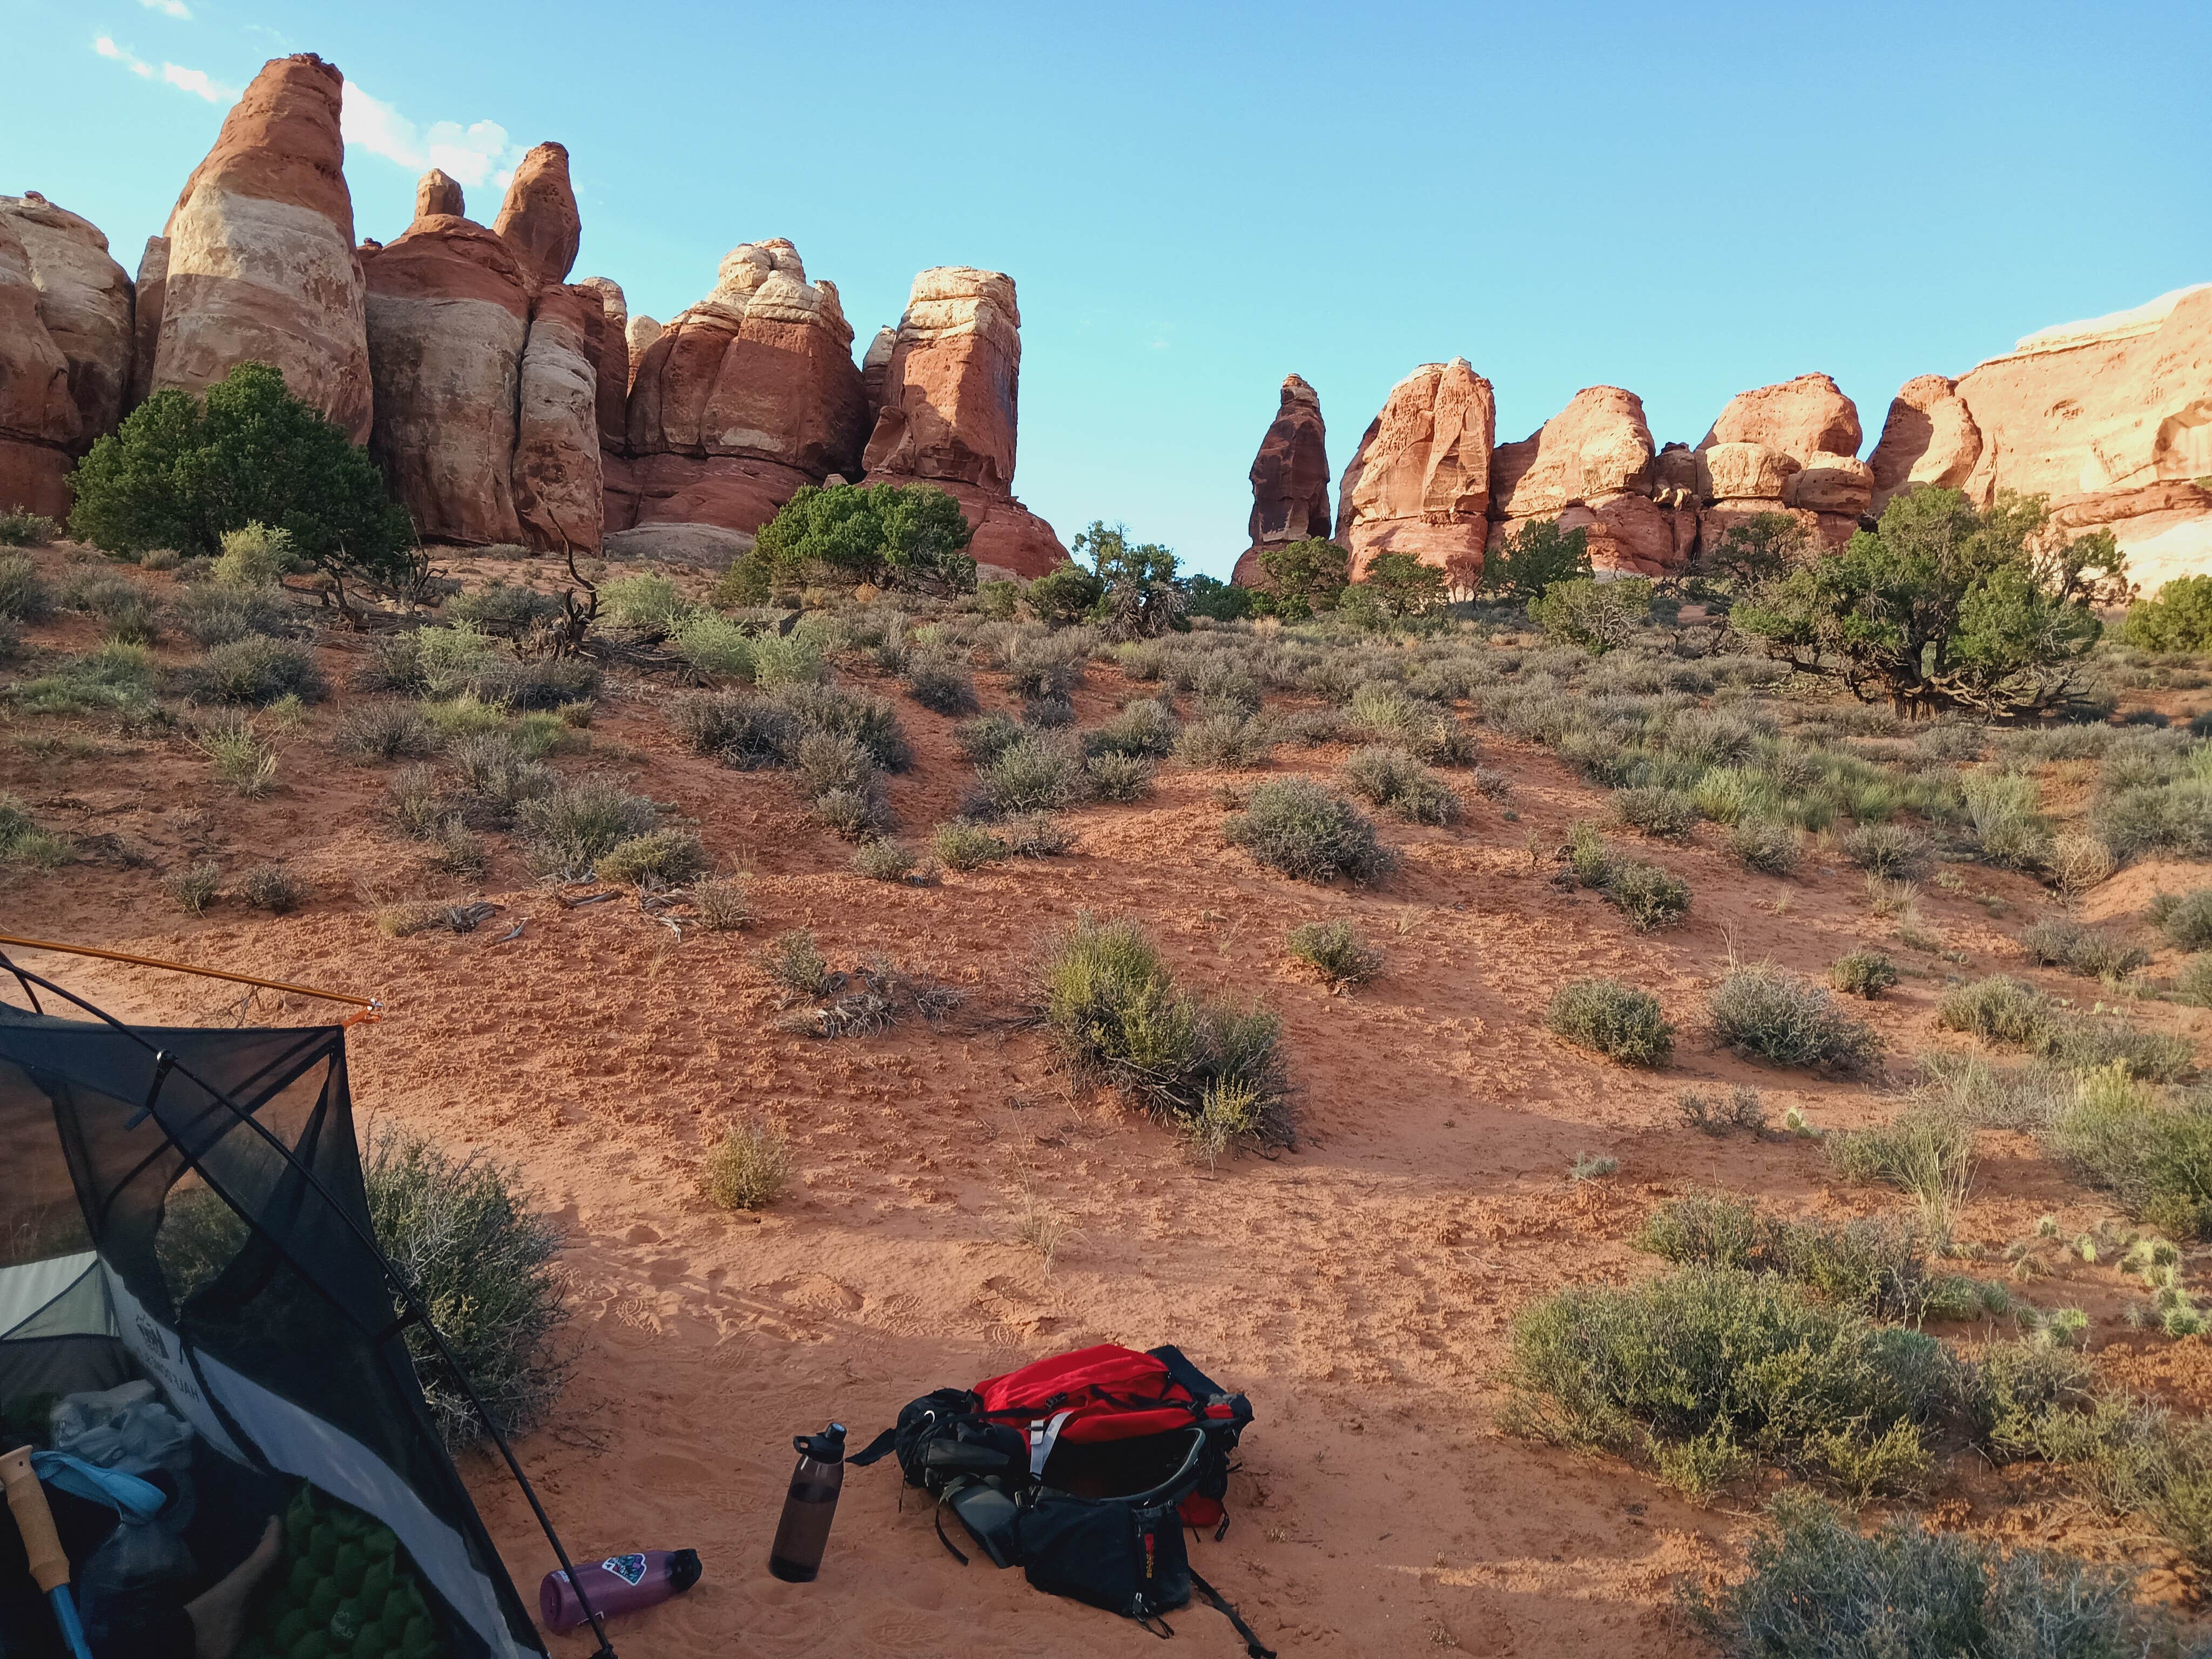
[139,0,193,18]
[92,35,237,102]
[340,84,525,191]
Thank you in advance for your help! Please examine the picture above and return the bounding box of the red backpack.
[852,1343,1270,1654]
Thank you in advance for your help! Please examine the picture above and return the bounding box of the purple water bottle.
[539,1548,702,1630]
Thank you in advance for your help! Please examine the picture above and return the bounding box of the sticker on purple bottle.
[601,1554,649,1586]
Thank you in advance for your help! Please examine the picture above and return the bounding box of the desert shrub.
[1709,964,1879,1074]
[1506,1269,1950,1501]
[0,508,58,547]
[972,732,1086,815]
[1040,914,1290,1139]
[1022,693,1076,727]
[8,640,161,721]
[2020,916,2149,979]
[999,812,1071,857]
[1083,751,1155,803]
[749,480,976,595]
[704,1120,793,1212]
[71,363,415,588]
[690,876,751,932]
[1638,1197,1955,1323]
[1281,707,1345,747]
[1831,1112,1979,1231]
[62,572,162,643]
[1224,777,1394,883]
[1683,1492,2160,1659]
[1549,979,1673,1066]
[2120,574,2212,653]
[1843,822,1928,878]
[1087,698,1179,759]
[445,581,562,633]
[366,1127,569,1452]
[466,654,598,711]
[598,573,686,632]
[2049,1068,2212,1239]
[955,712,1025,766]
[751,632,827,687]
[193,713,277,798]
[1613,785,1697,839]
[1727,817,1802,876]
[1175,711,1274,770]
[516,778,657,879]
[853,840,922,882]
[763,929,831,996]
[932,820,1009,871]
[1348,682,1474,764]
[668,610,758,679]
[1607,858,1693,931]
[812,785,894,840]
[2094,780,2212,864]
[1961,769,2054,872]
[1341,745,1460,824]
[0,553,51,622]
[671,689,800,770]
[175,582,288,647]
[165,859,222,914]
[596,828,710,888]
[768,682,912,770]
[2152,888,2212,952]
[1529,576,1651,655]
[1678,1086,1770,1137]
[1939,976,2056,1047]
[0,794,69,868]
[181,636,327,705]
[905,656,977,714]
[422,817,487,877]
[1286,920,1383,991]
[794,729,878,802]
[332,703,435,763]
[238,862,304,913]
[209,522,300,589]
[1830,950,1899,999]
[1188,655,1262,719]
[1004,636,1089,700]
[2047,1023,2196,1083]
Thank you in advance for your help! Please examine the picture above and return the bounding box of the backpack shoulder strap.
[848,1426,900,1467]
[1187,1567,1277,1659]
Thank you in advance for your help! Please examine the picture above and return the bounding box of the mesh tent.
[0,963,598,1658]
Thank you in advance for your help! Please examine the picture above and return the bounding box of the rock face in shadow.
[858,266,1064,578]
[1334,358,1494,578]
[1235,374,1331,585]
[1867,374,1981,514]
[150,53,372,443]
[0,193,134,517]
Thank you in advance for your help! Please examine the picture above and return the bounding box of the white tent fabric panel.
[0,1251,114,1342]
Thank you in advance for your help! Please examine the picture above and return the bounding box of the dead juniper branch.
[777,959,966,1039]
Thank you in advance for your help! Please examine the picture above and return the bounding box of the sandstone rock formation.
[1333,358,1494,577]
[415,168,464,221]
[624,315,661,387]
[1867,373,1981,511]
[511,284,603,551]
[1948,285,2212,594]
[0,193,134,516]
[126,237,166,412]
[1233,374,1331,585]
[362,210,531,545]
[1480,385,1693,577]
[1701,372,1861,464]
[859,267,1064,578]
[490,143,579,291]
[1692,373,1866,549]
[150,53,372,442]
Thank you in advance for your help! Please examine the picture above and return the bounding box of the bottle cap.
[669,1549,704,1594]
[794,1424,847,1462]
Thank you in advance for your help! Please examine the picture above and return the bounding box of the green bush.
[1548,979,1673,1066]
[2120,574,2212,653]
[669,610,758,679]
[1485,517,1590,600]
[176,582,287,646]
[517,778,657,879]
[1637,1195,1960,1323]
[181,636,327,705]
[1842,822,1928,877]
[1728,818,1802,876]
[1285,920,1383,990]
[954,711,1024,766]
[8,640,160,721]
[972,732,1087,815]
[1606,858,1692,931]
[2151,887,2212,951]
[852,840,922,882]
[596,828,709,888]
[747,481,976,594]
[0,508,58,547]
[1175,711,1274,770]
[1612,785,1697,839]
[210,522,299,589]
[672,689,801,769]
[599,573,687,631]
[1040,914,1290,1141]
[1830,1111,1978,1231]
[1506,1268,1950,1500]
[1341,745,1460,824]
[239,862,304,914]
[704,1120,793,1212]
[366,1127,569,1452]
[1939,976,2055,1047]
[446,581,562,633]
[767,682,912,770]
[1223,777,1394,883]
[2095,780,2212,864]
[1529,576,1651,655]
[1830,950,1898,999]
[1083,751,1155,803]
[1026,562,1107,627]
[0,552,51,622]
[1087,698,1179,759]
[763,929,831,996]
[1708,964,1879,1074]
[2050,1068,2212,1238]
[331,704,435,763]
[2020,916,2149,979]
[905,656,977,714]
[932,819,1009,871]
[70,362,415,588]
[1684,1492,2161,1659]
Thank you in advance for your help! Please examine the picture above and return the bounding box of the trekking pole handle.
[1,1446,69,1593]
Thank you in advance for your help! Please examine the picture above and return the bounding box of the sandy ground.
[10,547,2212,1656]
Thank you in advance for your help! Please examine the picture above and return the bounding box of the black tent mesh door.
[0,1008,547,1658]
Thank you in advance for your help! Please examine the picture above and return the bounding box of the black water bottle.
[767,1424,845,1582]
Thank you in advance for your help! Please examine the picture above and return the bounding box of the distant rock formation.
[1490,385,1690,576]
[571,275,630,450]
[126,237,166,412]
[511,283,603,551]
[610,239,869,541]
[1233,374,1331,585]
[414,168,464,221]
[1867,374,1980,512]
[490,144,581,291]
[1333,358,1494,578]
[1694,373,1866,550]
[859,267,1065,579]
[150,53,372,443]
[0,193,133,518]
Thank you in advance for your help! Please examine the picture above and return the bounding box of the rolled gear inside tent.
[0,1001,549,1658]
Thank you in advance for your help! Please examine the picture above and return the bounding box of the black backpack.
[852,1344,1273,1655]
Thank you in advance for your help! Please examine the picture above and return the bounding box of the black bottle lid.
[794,1422,846,1462]
[668,1549,703,1594]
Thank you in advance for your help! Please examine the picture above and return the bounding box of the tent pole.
[0,957,619,1658]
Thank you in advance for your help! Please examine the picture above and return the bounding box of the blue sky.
[7,0,2209,578]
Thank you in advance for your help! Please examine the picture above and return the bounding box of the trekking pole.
[2,1446,95,1659]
